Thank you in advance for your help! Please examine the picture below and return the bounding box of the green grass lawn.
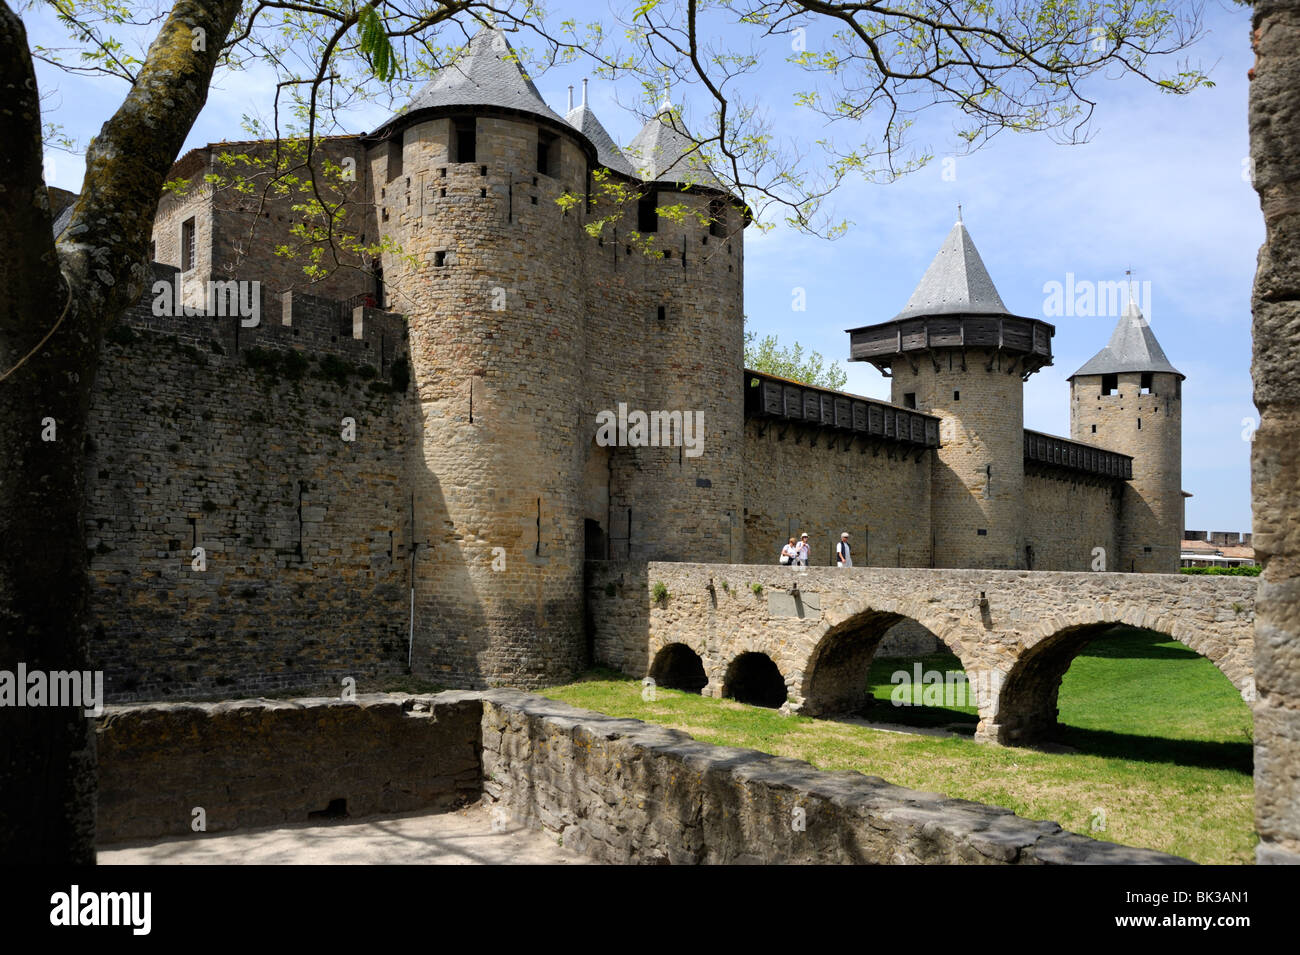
[542,627,1255,865]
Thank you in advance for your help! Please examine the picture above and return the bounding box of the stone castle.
[75,26,1186,699]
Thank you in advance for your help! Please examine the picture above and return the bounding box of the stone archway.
[990,614,1251,745]
[649,642,707,693]
[799,602,983,721]
[723,652,787,708]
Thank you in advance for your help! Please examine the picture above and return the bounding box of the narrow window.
[387,130,404,181]
[149,240,156,262]
[537,131,558,176]
[1137,417,1142,430]
[656,305,666,321]
[708,198,726,237]
[434,251,446,267]
[181,217,196,271]
[1091,423,1097,434]
[638,192,658,233]
[953,390,960,401]
[1140,371,1154,395]
[453,118,476,163]
[372,263,384,308]
[1101,373,1118,396]
[903,393,916,409]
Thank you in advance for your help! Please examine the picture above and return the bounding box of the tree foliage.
[745,325,847,390]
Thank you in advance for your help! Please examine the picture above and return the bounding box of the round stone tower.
[1069,297,1184,573]
[848,218,1054,569]
[364,27,598,686]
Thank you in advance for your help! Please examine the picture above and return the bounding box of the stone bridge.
[586,562,1257,744]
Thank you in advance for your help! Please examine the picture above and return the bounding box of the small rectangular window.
[953,390,960,401]
[977,529,988,536]
[1138,418,1142,430]
[1091,424,1097,434]
[656,305,666,321]
[1101,373,1118,396]
[181,217,196,271]
[1140,371,1154,395]
[434,251,446,267]
[453,118,476,163]
[638,193,658,233]
[708,198,726,238]
[387,131,404,181]
[537,131,558,177]
[903,393,916,409]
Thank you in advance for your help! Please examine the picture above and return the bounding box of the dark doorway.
[584,518,607,560]
[725,652,787,708]
[650,644,707,693]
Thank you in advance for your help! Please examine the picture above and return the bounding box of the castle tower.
[586,96,746,563]
[364,27,599,687]
[847,218,1054,569]
[1069,296,1183,573]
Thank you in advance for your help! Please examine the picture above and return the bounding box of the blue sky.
[30,1,1259,533]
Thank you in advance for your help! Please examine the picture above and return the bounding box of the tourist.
[796,533,810,566]
[837,532,853,568]
[780,537,797,565]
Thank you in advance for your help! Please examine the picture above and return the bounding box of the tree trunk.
[0,0,242,863]
[1249,0,1300,865]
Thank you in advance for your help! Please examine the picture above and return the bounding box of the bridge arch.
[990,606,1253,745]
[723,652,788,708]
[798,599,984,719]
[649,642,708,693]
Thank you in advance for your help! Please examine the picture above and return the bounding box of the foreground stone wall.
[95,695,482,843]
[96,691,1186,863]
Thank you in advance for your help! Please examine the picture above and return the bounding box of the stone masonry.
[586,561,1256,744]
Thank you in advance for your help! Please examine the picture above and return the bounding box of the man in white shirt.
[797,533,810,567]
[836,532,853,568]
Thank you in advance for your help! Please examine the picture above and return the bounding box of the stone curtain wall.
[96,691,1186,863]
[96,695,483,842]
[741,417,932,568]
[1022,471,1121,572]
[85,271,415,700]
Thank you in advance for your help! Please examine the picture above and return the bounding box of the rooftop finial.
[582,78,588,107]
[957,203,963,224]
[658,81,672,114]
[567,85,574,112]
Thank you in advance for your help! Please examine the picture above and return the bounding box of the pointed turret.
[625,103,727,191]
[565,80,635,176]
[375,26,565,133]
[894,218,1010,321]
[1069,297,1183,379]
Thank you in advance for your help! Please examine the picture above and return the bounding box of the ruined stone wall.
[1022,469,1122,572]
[95,690,1187,863]
[95,695,482,843]
[85,269,415,701]
[740,417,932,568]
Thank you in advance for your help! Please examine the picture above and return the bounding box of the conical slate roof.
[393,27,564,124]
[1070,297,1183,379]
[626,107,727,191]
[894,219,1009,321]
[565,103,635,176]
